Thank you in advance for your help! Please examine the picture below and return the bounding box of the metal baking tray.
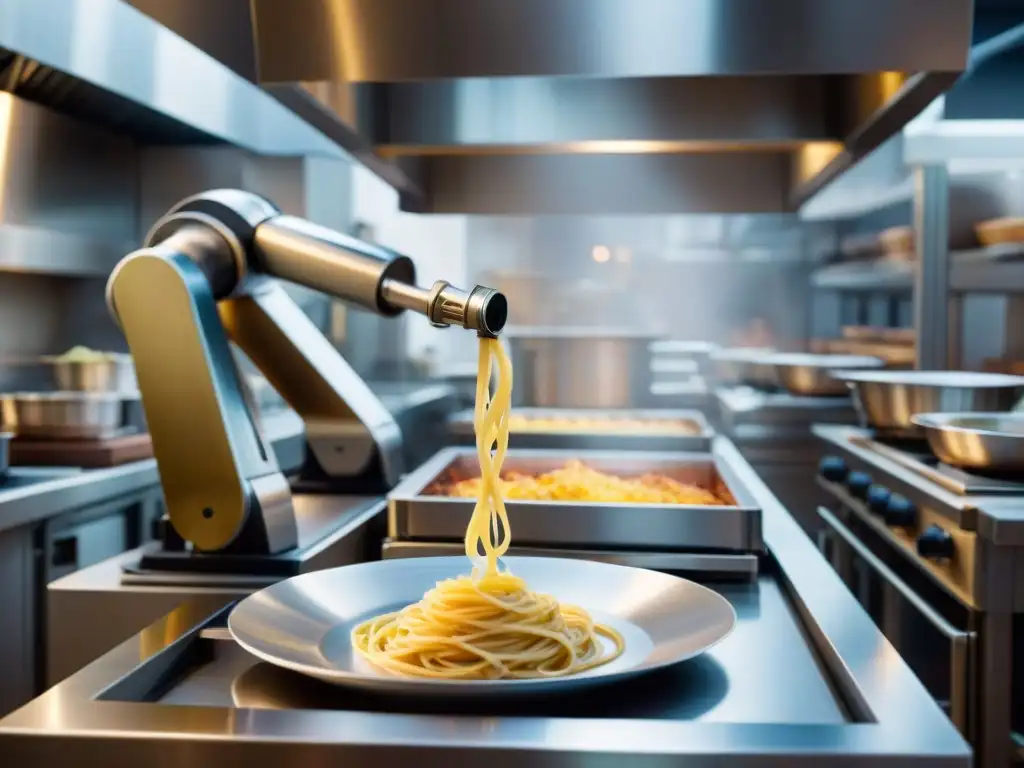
[388,447,763,553]
[381,539,760,580]
[447,408,714,451]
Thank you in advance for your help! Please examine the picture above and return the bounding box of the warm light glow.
[793,141,845,185]
[592,246,611,263]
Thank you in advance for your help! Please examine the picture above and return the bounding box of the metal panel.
[247,0,972,82]
[421,153,790,215]
[370,77,830,148]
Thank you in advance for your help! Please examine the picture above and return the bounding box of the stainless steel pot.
[710,348,776,388]
[911,412,1024,471]
[832,370,1024,436]
[505,327,660,409]
[767,353,884,397]
[41,354,137,393]
[6,392,125,439]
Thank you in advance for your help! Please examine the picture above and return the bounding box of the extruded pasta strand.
[352,336,625,680]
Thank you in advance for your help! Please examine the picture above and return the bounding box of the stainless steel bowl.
[911,412,1024,471]
[6,392,124,439]
[42,354,137,393]
[505,327,660,409]
[832,370,1024,435]
[710,348,776,388]
[767,353,884,397]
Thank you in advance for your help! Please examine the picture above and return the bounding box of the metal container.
[832,370,1024,436]
[0,432,9,478]
[388,446,762,553]
[505,327,659,409]
[6,392,125,439]
[649,340,719,375]
[41,353,137,393]
[710,347,776,388]
[447,408,714,452]
[911,412,1024,471]
[767,353,884,397]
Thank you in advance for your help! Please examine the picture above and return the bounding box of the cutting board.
[10,433,153,468]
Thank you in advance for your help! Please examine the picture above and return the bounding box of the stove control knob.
[866,485,892,515]
[846,471,873,499]
[917,524,955,561]
[883,494,917,528]
[819,456,849,483]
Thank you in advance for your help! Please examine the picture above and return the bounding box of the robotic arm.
[107,190,506,557]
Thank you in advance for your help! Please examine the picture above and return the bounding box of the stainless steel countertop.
[158,578,844,725]
[0,383,455,536]
[0,410,306,535]
[0,437,971,765]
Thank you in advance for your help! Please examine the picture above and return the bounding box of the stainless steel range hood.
[96,1,977,214]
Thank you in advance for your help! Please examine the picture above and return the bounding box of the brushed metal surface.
[380,540,759,579]
[7,392,123,439]
[912,412,1024,471]
[506,329,658,409]
[0,439,972,766]
[388,447,762,553]
[833,370,1024,434]
[43,356,137,394]
[767,353,884,397]
[448,407,714,453]
[228,556,737,695]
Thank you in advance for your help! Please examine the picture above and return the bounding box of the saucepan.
[765,353,884,397]
[911,412,1024,472]
[831,370,1024,438]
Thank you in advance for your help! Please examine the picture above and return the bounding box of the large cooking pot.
[505,327,660,409]
[831,370,1024,436]
[766,353,884,397]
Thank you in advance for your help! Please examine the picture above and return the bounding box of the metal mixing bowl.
[767,353,884,397]
[6,392,124,439]
[832,370,1024,436]
[911,412,1024,471]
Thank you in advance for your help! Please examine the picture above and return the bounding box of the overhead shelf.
[0,225,133,278]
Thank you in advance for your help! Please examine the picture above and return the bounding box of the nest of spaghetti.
[351,570,624,680]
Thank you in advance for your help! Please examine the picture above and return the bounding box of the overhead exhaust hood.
[123,0,974,215]
[8,0,973,215]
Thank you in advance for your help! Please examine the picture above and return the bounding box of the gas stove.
[812,423,1018,609]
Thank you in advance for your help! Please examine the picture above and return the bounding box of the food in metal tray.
[436,459,727,505]
[508,413,699,435]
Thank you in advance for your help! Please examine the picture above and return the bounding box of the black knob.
[883,494,918,528]
[917,524,955,561]
[866,485,892,515]
[819,456,849,483]
[846,471,873,499]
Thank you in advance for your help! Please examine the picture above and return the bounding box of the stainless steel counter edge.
[0,411,305,534]
[0,437,970,765]
[814,423,1024,547]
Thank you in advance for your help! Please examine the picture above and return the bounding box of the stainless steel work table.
[0,439,971,766]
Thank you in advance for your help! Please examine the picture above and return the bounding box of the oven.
[816,505,976,735]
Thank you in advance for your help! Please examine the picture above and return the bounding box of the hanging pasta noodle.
[352,336,625,680]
